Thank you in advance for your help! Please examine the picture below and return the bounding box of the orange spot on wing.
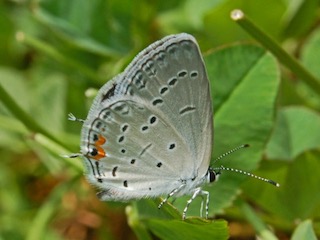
[92,146,106,160]
[92,135,107,160]
[96,134,106,145]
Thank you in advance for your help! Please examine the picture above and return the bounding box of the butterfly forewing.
[119,34,213,177]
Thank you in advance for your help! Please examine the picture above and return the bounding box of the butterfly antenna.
[61,153,83,158]
[212,144,280,187]
[213,165,280,187]
[212,144,250,165]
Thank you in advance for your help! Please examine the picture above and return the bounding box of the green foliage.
[1,0,320,239]
[291,220,317,240]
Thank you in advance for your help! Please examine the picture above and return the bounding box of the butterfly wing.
[119,33,213,178]
[80,33,213,201]
[82,97,199,200]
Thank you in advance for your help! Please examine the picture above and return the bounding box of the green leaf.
[145,219,228,240]
[128,199,228,240]
[291,219,317,240]
[157,0,222,32]
[38,0,136,54]
[30,72,67,132]
[34,8,121,57]
[132,199,180,220]
[282,0,318,38]
[266,107,320,160]
[0,68,30,151]
[243,150,320,221]
[0,67,30,113]
[302,28,320,79]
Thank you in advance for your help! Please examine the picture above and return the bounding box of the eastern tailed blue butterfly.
[69,33,279,219]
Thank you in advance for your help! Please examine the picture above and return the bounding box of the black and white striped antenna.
[212,144,280,187]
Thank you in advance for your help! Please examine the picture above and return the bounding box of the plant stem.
[230,9,320,94]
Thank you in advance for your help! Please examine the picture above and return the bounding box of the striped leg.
[158,184,185,209]
[200,194,204,218]
[203,190,209,219]
[183,188,209,220]
[199,190,209,218]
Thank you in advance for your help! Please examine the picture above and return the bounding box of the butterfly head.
[206,167,221,184]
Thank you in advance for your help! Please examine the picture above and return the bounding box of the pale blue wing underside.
[80,33,213,201]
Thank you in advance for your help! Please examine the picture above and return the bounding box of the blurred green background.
[1,0,320,239]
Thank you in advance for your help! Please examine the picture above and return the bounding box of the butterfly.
[69,33,279,219]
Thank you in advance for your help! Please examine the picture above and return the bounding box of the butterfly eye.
[207,168,217,183]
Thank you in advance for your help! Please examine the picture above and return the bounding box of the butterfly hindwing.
[82,98,193,200]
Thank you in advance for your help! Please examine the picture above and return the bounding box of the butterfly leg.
[158,184,185,209]
[183,188,201,220]
[203,190,209,219]
[183,188,209,220]
[198,190,210,219]
[199,194,204,217]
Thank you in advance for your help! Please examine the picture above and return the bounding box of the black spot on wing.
[179,105,196,115]
[101,83,117,102]
[112,166,118,177]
